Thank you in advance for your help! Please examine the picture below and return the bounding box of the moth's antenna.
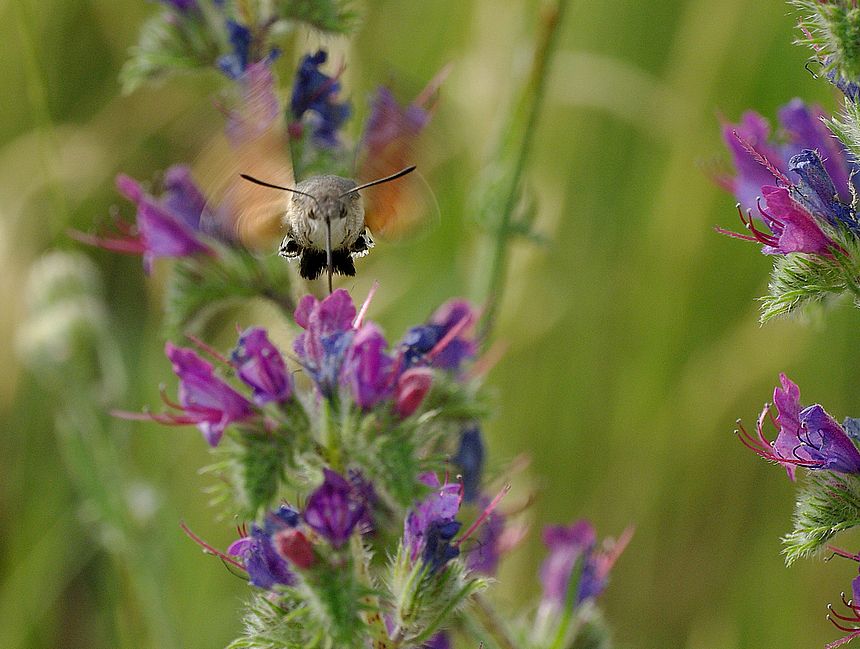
[339,165,417,197]
[239,174,320,204]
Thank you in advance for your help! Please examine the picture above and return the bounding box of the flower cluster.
[717,99,858,256]
[78,4,632,649]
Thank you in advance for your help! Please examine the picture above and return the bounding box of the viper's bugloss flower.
[399,299,477,371]
[341,323,394,410]
[289,50,351,146]
[71,169,213,273]
[232,327,292,406]
[539,520,631,612]
[453,425,485,503]
[303,468,367,548]
[717,185,837,256]
[217,19,280,80]
[719,99,855,213]
[165,342,255,446]
[294,289,357,396]
[228,524,295,589]
[404,473,462,572]
[738,373,860,480]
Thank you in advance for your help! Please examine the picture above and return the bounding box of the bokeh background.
[3,1,860,648]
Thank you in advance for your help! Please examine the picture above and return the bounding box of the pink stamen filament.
[353,280,379,329]
[828,614,860,633]
[427,313,473,363]
[186,333,232,366]
[733,130,792,186]
[829,603,860,624]
[179,521,247,572]
[455,483,511,548]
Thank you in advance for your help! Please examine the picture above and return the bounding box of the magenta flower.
[294,289,357,396]
[738,374,860,480]
[303,468,367,548]
[71,169,213,273]
[231,327,292,406]
[164,343,255,446]
[341,323,394,410]
[717,186,837,256]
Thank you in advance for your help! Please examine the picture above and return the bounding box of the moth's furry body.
[278,175,373,280]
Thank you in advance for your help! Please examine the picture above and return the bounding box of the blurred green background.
[4,1,860,648]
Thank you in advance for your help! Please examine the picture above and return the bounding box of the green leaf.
[782,471,860,565]
[164,245,295,338]
[120,9,221,94]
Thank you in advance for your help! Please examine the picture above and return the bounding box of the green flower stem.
[472,593,521,649]
[479,0,568,341]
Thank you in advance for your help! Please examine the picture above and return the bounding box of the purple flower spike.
[294,290,357,396]
[232,327,292,406]
[165,343,255,446]
[228,525,294,589]
[303,468,366,548]
[341,323,394,410]
[739,374,860,480]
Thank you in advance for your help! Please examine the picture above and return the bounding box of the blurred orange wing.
[197,64,292,250]
[357,66,450,240]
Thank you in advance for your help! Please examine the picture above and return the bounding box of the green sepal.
[164,244,295,338]
[791,1,860,84]
[758,235,860,323]
[782,471,860,566]
[387,543,489,646]
[203,402,311,519]
[227,592,312,649]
